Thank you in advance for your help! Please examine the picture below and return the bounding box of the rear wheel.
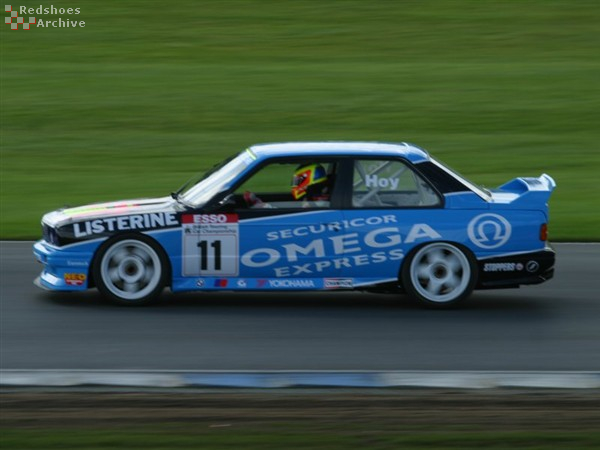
[401,242,477,308]
[93,235,167,306]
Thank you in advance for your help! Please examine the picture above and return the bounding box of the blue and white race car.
[34,142,556,307]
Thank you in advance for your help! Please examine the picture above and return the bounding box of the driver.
[291,163,330,202]
[244,163,331,208]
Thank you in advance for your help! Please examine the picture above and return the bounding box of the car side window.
[352,159,440,208]
[234,160,337,209]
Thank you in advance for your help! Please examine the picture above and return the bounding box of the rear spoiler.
[497,174,556,206]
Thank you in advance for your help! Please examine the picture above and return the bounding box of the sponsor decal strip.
[73,212,179,238]
[191,278,402,290]
[194,278,318,289]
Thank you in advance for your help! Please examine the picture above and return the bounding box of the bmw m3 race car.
[34,142,556,307]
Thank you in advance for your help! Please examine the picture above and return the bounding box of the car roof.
[248,142,430,163]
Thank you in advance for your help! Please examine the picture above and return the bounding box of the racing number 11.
[182,214,239,277]
[198,239,221,271]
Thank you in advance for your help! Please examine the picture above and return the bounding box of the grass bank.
[1,1,598,239]
[2,390,600,449]
[2,428,600,450]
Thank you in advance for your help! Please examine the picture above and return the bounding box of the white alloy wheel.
[97,238,165,305]
[403,242,476,306]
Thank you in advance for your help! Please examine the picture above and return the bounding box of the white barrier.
[2,370,600,389]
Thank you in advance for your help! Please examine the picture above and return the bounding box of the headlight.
[42,224,59,246]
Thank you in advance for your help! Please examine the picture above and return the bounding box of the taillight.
[540,223,548,241]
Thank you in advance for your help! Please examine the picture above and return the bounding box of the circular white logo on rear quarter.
[467,214,512,249]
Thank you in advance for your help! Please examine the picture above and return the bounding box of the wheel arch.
[398,239,478,282]
[398,239,480,308]
[89,232,173,290]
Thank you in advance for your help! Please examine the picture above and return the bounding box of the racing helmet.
[291,163,327,200]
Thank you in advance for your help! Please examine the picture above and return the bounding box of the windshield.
[179,151,253,207]
[430,157,491,200]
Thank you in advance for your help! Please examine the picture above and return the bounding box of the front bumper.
[33,240,92,291]
[477,245,555,289]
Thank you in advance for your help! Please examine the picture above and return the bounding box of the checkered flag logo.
[4,5,36,30]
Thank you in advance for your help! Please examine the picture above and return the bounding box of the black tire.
[401,242,477,308]
[92,234,168,306]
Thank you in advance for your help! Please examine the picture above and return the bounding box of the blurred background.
[1,0,599,239]
[2,3,600,447]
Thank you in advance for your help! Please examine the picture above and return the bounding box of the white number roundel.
[467,214,511,249]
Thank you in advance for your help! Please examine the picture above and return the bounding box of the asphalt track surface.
[1,242,599,372]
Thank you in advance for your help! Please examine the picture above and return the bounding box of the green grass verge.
[2,428,600,450]
[2,0,599,239]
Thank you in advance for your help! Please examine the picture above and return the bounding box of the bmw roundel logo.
[526,261,539,273]
[467,214,512,249]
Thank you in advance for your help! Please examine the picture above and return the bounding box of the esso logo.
[194,214,228,224]
[467,214,512,249]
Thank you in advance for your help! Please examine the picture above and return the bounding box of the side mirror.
[204,191,237,212]
[218,193,236,207]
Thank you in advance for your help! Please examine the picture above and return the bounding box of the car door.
[219,158,345,288]
[339,157,444,286]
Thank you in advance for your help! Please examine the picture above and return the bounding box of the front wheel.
[401,242,477,308]
[93,235,168,306]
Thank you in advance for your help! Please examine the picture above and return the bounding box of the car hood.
[42,196,177,228]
